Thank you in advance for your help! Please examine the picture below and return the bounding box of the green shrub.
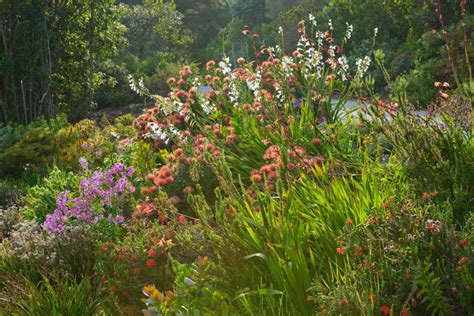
[22,166,79,223]
[365,96,474,221]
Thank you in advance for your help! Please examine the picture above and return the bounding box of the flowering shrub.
[94,220,175,311]
[3,220,96,277]
[309,198,474,315]
[43,161,136,233]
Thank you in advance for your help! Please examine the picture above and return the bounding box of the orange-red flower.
[354,246,364,256]
[421,192,428,201]
[336,247,345,255]
[380,305,391,316]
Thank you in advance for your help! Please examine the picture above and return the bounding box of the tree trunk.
[88,1,95,107]
[21,80,28,124]
[0,22,8,123]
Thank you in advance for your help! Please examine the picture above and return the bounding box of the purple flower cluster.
[79,157,88,169]
[44,162,135,233]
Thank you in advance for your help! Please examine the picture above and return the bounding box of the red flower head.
[146,258,155,268]
[380,305,391,316]
[336,248,345,255]
[148,249,156,258]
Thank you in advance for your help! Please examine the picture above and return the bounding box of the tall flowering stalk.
[44,161,136,233]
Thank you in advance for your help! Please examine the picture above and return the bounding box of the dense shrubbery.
[1,9,473,316]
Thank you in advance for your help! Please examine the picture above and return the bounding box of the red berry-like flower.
[460,239,468,246]
[146,258,155,268]
[336,248,345,255]
[178,215,186,223]
[380,305,390,316]
[148,249,156,258]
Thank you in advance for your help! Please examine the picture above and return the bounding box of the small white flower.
[355,56,371,79]
[219,56,232,75]
[308,14,317,27]
[344,23,353,42]
[328,19,333,31]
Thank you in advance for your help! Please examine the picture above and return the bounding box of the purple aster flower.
[43,163,135,233]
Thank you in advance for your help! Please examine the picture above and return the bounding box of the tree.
[0,0,125,124]
[120,1,188,58]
